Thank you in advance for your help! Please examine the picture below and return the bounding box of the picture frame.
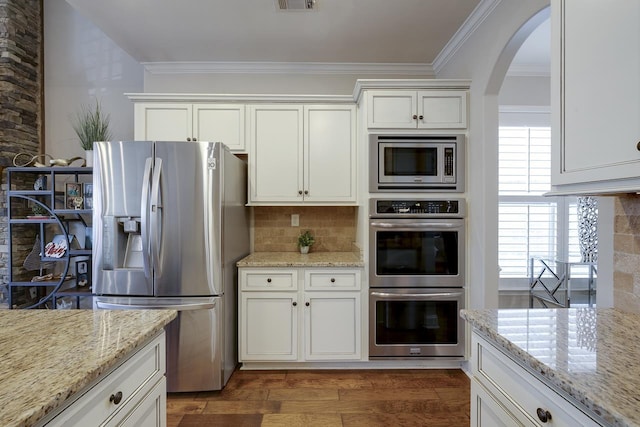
[75,259,91,288]
[65,182,83,210]
[83,183,93,210]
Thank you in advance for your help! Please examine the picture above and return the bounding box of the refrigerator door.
[95,296,228,392]
[152,141,222,296]
[93,141,154,296]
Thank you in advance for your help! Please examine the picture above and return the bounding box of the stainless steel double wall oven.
[369,198,465,359]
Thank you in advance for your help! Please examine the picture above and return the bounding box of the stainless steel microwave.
[369,134,465,192]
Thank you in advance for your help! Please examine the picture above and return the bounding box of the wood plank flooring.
[167,368,470,426]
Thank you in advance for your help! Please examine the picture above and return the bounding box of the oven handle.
[369,221,461,229]
[370,291,463,299]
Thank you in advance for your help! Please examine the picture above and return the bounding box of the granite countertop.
[237,251,364,268]
[0,309,176,427]
[461,308,640,427]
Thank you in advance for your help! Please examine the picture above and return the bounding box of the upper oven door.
[369,218,465,288]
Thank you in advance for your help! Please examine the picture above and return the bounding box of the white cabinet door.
[552,0,640,192]
[304,105,356,203]
[193,104,245,151]
[471,379,530,427]
[107,378,166,427]
[367,90,418,128]
[304,292,361,360]
[240,292,298,361]
[134,103,192,141]
[418,90,467,129]
[249,105,303,203]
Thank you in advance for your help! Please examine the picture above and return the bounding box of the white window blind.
[498,126,584,283]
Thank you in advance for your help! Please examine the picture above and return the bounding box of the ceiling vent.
[277,0,316,11]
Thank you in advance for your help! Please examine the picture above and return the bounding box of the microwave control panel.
[370,198,465,218]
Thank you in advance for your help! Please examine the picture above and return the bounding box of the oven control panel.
[370,198,465,218]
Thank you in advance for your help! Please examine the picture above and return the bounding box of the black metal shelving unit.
[6,166,93,309]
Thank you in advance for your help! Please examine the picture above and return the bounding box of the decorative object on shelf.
[29,203,50,219]
[577,196,598,262]
[44,234,80,259]
[297,230,315,254]
[12,153,52,168]
[65,182,83,209]
[49,156,85,167]
[75,260,91,287]
[33,175,47,190]
[23,236,56,271]
[71,99,112,167]
[83,183,93,209]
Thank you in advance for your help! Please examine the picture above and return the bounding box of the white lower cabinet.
[470,331,602,426]
[43,332,167,427]
[239,268,362,363]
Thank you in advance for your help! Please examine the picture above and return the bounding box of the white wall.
[437,1,550,309]
[44,0,143,160]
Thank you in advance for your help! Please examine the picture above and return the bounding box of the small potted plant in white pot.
[71,99,112,167]
[297,230,315,254]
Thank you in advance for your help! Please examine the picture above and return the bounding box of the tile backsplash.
[253,206,357,252]
[613,195,640,312]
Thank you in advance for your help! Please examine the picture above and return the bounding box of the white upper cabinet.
[133,102,246,152]
[367,90,468,129]
[550,0,640,194]
[248,104,356,205]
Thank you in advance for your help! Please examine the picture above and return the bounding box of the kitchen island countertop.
[0,309,176,427]
[237,251,364,268]
[461,308,640,427]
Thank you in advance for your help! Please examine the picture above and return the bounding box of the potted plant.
[71,100,112,167]
[297,230,315,254]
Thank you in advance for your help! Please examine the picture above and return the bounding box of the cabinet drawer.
[472,333,601,426]
[305,270,361,291]
[46,332,166,426]
[241,269,298,291]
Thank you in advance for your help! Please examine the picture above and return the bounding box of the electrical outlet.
[291,214,300,227]
[29,287,37,299]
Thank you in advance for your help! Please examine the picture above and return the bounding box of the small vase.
[300,246,309,254]
[85,149,94,167]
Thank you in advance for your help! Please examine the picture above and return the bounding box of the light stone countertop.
[461,308,640,427]
[237,251,364,268]
[0,309,176,427]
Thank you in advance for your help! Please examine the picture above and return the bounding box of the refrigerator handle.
[95,301,216,311]
[150,157,163,276]
[140,157,153,278]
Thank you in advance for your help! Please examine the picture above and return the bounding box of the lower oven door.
[369,288,465,359]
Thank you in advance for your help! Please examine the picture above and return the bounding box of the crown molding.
[432,0,502,75]
[142,61,435,76]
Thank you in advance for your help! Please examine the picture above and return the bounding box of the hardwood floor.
[167,368,470,426]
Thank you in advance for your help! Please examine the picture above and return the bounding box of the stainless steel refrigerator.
[92,141,249,392]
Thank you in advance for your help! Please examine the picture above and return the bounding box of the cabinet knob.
[305,302,310,306]
[412,114,418,120]
[418,115,424,120]
[292,301,297,306]
[267,278,272,283]
[636,141,640,151]
[187,137,191,142]
[330,278,336,283]
[110,391,123,405]
[298,190,303,195]
[536,408,552,423]
[304,190,309,195]
[193,137,197,141]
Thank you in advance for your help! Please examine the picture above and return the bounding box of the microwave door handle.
[370,292,463,299]
[369,222,460,229]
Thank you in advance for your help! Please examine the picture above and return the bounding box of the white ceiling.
[64,0,548,74]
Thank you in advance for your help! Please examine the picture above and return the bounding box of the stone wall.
[253,206,357,253]
[0,0,43,299]
[613,195,640,312]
